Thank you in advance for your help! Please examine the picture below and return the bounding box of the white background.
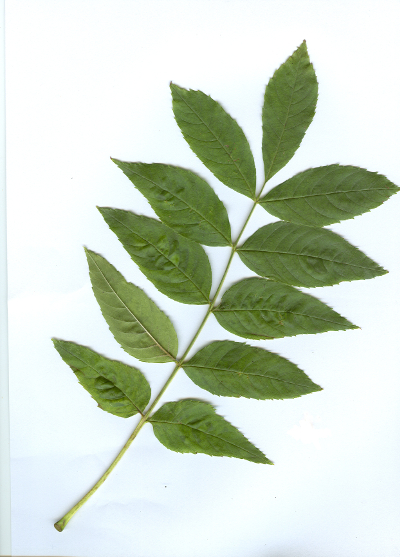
[5,1,400,556]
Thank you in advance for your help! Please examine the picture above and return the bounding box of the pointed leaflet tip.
[111,158,124,169]
[97,206,107,217]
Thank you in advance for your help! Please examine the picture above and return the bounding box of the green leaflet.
[260,165,400,226]
[99,208,212,305]
[171,83,256,198]
[53,340,151,418]
[111,160,232,247]
[183,340,321,399]
[213,277,357,339]
[85,249,178,363]
[149,399,271,464]
[237,221,387,288]
[262,41,318,182]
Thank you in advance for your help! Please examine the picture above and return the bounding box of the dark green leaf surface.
[171,83,256,198]
[85,249,178,363]
[149,399,271,464]
[262,41,318,181]
[214,277,357,339]
[260,165,400,226]
[53,340,151,417]
[238,221,387,287]
[183,340,321,399]
[99,208,212,305]
[111,160,231,246]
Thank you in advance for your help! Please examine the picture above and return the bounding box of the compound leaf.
[111,160,231,247]
[53,340,151,418]
[99,208,212,305]
[213,277,357,339]
[260,165,400,226]
[171,83,256,198]
[238,221,387,287]
[183,340,322,399]
[85,248,178,363]
[149,399,271,464]
[262,41,318,182]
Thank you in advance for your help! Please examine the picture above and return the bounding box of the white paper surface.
[6,1,400,556]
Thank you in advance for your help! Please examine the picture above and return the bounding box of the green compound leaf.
[237,221,387,288]
[99,208,212,305]
[149,399,271,464]
[171,83,256,198]
[183,340,322,399]
[53,340,151,418]
[85,249,178,363]
[213,277,357,339]
[262,41,318,182]
[111,160,231,247]
[260,165,400,226]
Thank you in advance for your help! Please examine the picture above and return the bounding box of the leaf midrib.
[151,419,261,458]
[88,251,176,361]
[215,306,352,327]
[239,248,381,271]
[264,186,395,202]
[173,87,254,197]
[185,363,312,387]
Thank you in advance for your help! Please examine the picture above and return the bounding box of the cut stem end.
[54,518,68,532]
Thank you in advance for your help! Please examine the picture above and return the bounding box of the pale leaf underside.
[214,277,357,339]
[149,399,271,464]
[238,221,387,288]
[53,340,151,418]
[85,248,178,363]
[183,340,321,399]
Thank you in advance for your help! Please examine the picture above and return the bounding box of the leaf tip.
[111,158,124,169]
[83,246,96,261]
